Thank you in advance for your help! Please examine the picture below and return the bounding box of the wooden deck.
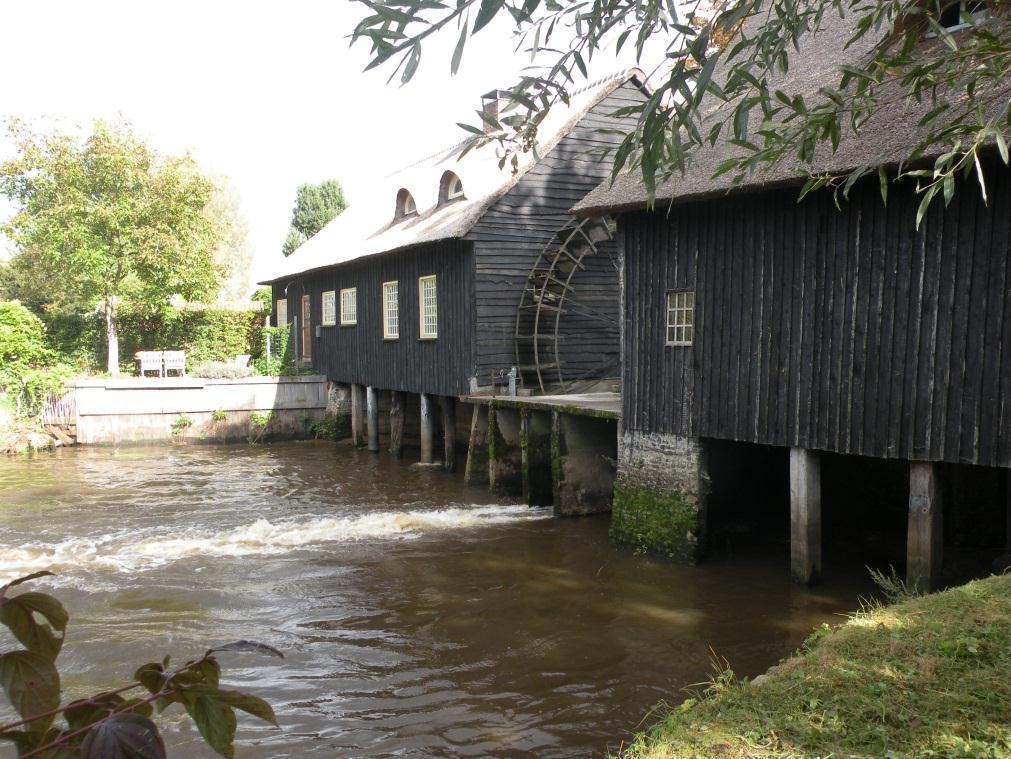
[462,392,620,419]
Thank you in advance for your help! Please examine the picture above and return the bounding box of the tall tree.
[351,0,1011,214]
[206,176,254,301]
[282,180,347,256]
[0,121,221,374]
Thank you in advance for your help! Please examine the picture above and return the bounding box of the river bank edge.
[616,572,1011,758]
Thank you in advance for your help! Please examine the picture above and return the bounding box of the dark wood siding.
[276,241,474,397]
[622,163,1011,467]
[467,80,646,384]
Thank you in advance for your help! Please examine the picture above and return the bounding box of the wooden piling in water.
[389,391,405,458]
[351,384,366,448]
[366,386,380,453]
[442,397,456,473]
[420,393,435,465]
[790,448,822,586]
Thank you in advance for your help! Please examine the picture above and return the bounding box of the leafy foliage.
[254,326,296,376]
[350,0,1011,216]
[0,572,281,758]
[0,301,74,419]
[190,361,256,380]
[282,180,347,256]
[0,120,223,373]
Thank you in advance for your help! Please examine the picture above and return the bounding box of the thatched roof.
[261,70,645,284]
[573,11,1011,216]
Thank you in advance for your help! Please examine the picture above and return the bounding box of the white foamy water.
[0,504,551,580]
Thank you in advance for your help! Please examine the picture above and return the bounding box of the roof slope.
[574,12,1010,215]
[262,70,644,283]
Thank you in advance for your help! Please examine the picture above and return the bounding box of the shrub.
[254,326,296,376]
[211,409,227,422]
[310,412,350,440]
[191,361,256,380]
[0,301,52,386]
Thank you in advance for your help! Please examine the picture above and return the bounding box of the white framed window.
[395,188,417,220]
[382,281,399,339]
[666,290,695,346]
[439,171,465,203]
[418,275,437,339]
[340,287,357,326]
[321,291,336,326]
[275,299,287,328]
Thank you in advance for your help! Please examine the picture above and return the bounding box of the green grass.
[619,574,1011,758]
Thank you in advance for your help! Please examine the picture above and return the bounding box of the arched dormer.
[438,171,465,204]
[395,188,417,220]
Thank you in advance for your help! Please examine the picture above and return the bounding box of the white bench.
[163,351,186,377]
[135,351,164,377]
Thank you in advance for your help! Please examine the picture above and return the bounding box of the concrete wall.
[611,430,709,561]
[73,376,327,445]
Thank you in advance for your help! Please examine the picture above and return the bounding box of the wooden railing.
[40,387,76,426]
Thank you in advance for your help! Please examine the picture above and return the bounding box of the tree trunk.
[105,297,120,376]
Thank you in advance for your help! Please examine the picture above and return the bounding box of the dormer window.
[936,0,989,31]
[395,188,417,220]
[439,171,465,204]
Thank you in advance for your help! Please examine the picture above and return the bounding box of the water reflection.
[0,443,865,757]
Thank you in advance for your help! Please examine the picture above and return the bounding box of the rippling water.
[0,443,865,757]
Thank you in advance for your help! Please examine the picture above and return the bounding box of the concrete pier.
[520,409,553,506]
[464,405,489,487]
[908,461,944,592]
[351,384,366,448]
[789,448,822,586]
[488,405,523,495]
[366,386,380,453]
[420,393,435,465]
[551,412,617,516]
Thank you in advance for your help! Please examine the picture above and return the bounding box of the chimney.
[480,89,509,134]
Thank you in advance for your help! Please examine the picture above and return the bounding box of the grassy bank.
[621,574,1011,758]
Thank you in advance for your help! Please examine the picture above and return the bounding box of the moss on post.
[610,482,704,561]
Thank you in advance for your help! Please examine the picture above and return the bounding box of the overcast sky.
[0,1,652,290]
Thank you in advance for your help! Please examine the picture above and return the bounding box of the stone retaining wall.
[72,376,328,445]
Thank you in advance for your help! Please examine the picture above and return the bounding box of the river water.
[0,443,866,757]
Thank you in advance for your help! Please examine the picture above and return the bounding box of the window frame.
[665,289,695,347]
[339,287,357,326]
[418,275,438,340]
[382,280,399,340]
[275,298,287,328]
[321,290,337,327]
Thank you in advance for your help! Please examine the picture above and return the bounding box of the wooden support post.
[366,386,380,453]
[350,384,365,448]
[442,397,456,473]
[420,393,435,465]
[1005,469,1011,552]
[908,461,943,593]
[790,448,822,586]
[464,404,489,487]
[389,391,405,459]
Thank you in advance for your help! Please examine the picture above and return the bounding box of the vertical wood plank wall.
[467,80,647,383]
[272,240,474,397]
[621,164,1011,468]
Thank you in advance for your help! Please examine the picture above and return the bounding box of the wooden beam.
[790,448,822,586]
[420,393,435,465]
[442,397,457,473]
[389,391,405,459]
[464,405,489,486]
[908,461,943,593]
[350,384,365,448]
[366,386,379,453]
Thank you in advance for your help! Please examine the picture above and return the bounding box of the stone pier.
[389,391,405,458]
[441,397,457,473]
[420,393,436,465]
[611,430,708,562]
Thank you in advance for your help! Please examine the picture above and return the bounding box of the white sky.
[0,1,658,290]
